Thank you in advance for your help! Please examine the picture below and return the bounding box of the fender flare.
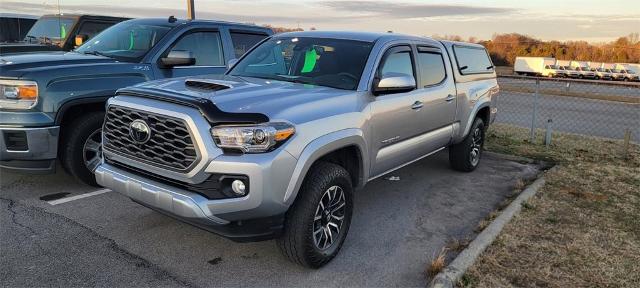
[282,128,369,205]
[54,96,110,125]
[459,98,492,140]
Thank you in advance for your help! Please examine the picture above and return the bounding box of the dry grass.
[426,248,449,278]
[461,124,640,287]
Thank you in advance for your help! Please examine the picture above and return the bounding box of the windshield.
[75,21,172,62]
[25,17,76,45]
[549,65,559,69]
[228,36,374,90]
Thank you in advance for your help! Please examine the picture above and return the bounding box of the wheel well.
[316,145,362,188]
[57,101,106,144]
[477,106,491,129]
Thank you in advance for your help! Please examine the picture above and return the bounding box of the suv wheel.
[277,162,353,268]
[449,117,485,172]
[61,112,105,186]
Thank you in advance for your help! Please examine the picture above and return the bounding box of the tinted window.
[417,51,446,86]
[25,17,76,42]
[76,22,172,62]
[230,32,268,58]
[230,37,373,90]
[454,46,493,75]
[170,31,224,66]
[77,21,114,39]
[380,51,414,77]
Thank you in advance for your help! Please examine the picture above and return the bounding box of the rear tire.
[61,112,105,187]
[277,162,353,268]
[449,117,485,172]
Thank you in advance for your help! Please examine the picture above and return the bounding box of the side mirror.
[373,72,416,95]
[159,50,195,68]
[75,34,88,47]
[227,58,239,70]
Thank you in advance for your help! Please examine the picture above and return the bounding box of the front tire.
[277,162,353,268]
[61,112,105,186]
[449,117,485,172]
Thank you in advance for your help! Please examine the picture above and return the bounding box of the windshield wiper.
[82,50,112,58]
[273,74,315,85]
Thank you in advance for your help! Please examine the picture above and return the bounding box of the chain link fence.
[495,75,640,142]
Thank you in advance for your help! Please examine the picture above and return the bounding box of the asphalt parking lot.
[1,151,542,287]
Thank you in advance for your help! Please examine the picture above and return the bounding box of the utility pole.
[187,0,195,20]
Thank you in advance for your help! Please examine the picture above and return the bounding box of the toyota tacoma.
[95,31,499,268]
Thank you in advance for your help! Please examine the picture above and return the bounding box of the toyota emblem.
[129,119,151,144]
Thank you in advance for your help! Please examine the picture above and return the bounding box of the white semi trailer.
[514,57,557,76]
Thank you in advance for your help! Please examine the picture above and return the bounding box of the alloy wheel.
[470,127,483,166]
[83,129,102,172]
[312,185,346,250]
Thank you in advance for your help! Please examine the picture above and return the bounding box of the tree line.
[436,33,640,66]
[265,26,640,67]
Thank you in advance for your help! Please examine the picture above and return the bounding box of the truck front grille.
[103,105,198,171]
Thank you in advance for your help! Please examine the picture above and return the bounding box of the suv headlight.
[211,122,295,153]
[0,80,38,110]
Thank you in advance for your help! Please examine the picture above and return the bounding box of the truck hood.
[0,51,120,78]
[127,75,364,123]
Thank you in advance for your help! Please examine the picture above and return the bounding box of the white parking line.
[47,189,112,205]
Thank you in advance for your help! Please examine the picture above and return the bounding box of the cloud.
[321,1,514,18]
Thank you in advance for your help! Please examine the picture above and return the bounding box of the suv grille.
[103,105,198,171]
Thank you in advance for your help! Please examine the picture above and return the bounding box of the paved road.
[496,78,639,140]
[1,151,542,287]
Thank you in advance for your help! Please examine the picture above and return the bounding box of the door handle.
[411,101,424,110]
[445,94,456,102]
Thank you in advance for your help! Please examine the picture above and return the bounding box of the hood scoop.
[185,78,233,92]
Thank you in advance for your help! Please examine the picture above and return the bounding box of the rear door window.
[453,46,494,75]
[417,47,446,87]
[230,31,269,58]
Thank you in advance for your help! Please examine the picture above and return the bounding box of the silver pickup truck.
[95,31,499,268]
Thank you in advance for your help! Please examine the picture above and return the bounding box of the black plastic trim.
[133,199,284,242]
[116,88,269,125]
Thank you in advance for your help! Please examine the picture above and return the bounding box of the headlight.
[0,80,38,110]
[211,122,295,153]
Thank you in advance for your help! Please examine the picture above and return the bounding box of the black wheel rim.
[83,129,102,172]
[313,185,346,250]
[470,127,482,166]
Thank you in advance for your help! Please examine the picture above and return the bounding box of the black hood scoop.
[185,79,233,92]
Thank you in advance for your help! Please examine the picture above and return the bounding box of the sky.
[3,0,639,43]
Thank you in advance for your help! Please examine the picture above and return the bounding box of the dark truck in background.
[0,17,272,185]
[0,13,38,43]
[0,14,128,55]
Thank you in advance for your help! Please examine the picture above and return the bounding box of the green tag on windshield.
[128,31,134,50]
[301,48,317,73]
[60,25,66,38]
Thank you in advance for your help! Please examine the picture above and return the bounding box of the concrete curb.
[428,170,551,288]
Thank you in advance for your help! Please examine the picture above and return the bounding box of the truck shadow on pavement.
[0,151,542,287]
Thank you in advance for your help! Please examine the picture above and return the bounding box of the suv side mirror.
[75,34,88,47]
[159,50,195,68]
[373,72,416,95]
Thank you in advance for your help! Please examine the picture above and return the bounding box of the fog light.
[231,179,246,196]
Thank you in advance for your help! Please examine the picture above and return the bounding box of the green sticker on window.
[301,48,317,73]
[128,30,134,50]
[60,25,66,38]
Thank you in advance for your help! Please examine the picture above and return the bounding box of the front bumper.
[95,95,299,242]
[95,162,290,242]
[0,126,59,173]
